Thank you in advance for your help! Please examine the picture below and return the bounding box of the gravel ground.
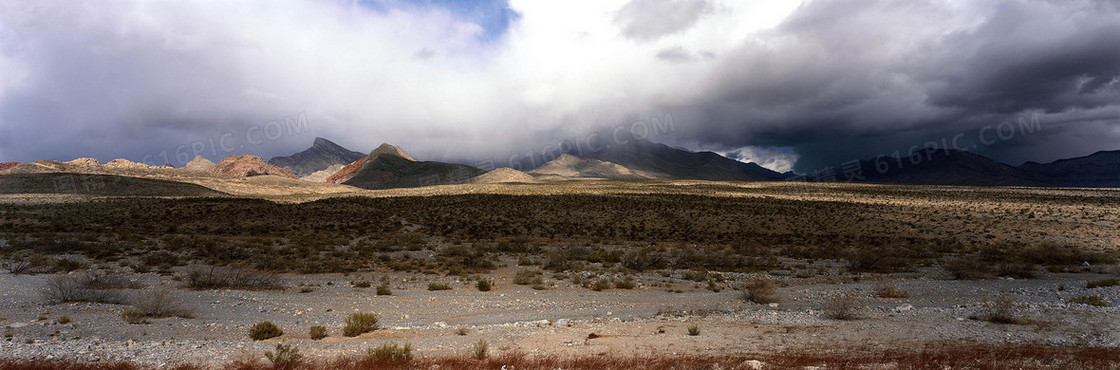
[2,264,1119,367]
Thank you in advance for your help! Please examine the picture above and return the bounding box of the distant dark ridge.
[0,173,226,196]
[564,137,783,181]
[807,148,1120,187]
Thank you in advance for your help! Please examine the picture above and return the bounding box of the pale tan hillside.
[469,167,539,184]
[301,163,345,182]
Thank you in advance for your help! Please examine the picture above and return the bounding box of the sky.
[0,0,1118,173]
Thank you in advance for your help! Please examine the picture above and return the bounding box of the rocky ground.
[2,261,1118,368]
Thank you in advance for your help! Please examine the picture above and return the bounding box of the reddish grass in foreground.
[3,344,1120,370]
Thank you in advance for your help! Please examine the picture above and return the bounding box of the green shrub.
[513,269,543,285]
[687,325,700,336]
[343,312,379,337]
[590,279,612,291]
[352,280,372,288]
[1068,295,1108,307]
[427,282,452,291]
[614,278,635,289]
[376,284,392,296]
[476,279,492,292]
[365,342,413,364]
[249,321,283,340]
[309,325,328,340]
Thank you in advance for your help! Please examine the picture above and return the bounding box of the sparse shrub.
[54,258,87,272]
[682,270,708,282]
[57,316,71,324]
[129,289,193,319]
[513,269,543,285]
[376,284,392,296]
[614,278,636,289]
[590,279,612,291]
[121,309,149,324]
[365,342,413,364]
[41,274,125,304]
[249,321,283,340]
[264,344,302,369]
[343,312,379,337]
[456,327,469,336]
[1068,295,1108,307]
[186,266,281,290]
[351,280,371,288]
[427,282,452,291]
[944,256,994,280]
[971,295,1025,324]
[824,293,861,320]
[687,325,700,336]
[309,326,328,340]
[82,271,143,290]
[997,263,1037,279]
[742,277,780,304]
[476,279,492,292]
[848,248,911,273]
[472,339,489,360]
[1086,278,1119,289]
[2,256,34,275]
[874,282,909,298]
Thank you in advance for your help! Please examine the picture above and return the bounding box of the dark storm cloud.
[670,0,1120,172]
[2,0,1119,172]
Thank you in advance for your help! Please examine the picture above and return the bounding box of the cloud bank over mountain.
[0,0,1117,173]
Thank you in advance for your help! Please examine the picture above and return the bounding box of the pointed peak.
[369,143,415,161]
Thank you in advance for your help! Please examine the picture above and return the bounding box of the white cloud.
[723,146,799,173]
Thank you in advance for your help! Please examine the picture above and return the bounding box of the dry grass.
[6,344,1120,370]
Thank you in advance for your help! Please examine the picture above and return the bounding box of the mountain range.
[1,135,1118,190]
[570,138,785,181]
